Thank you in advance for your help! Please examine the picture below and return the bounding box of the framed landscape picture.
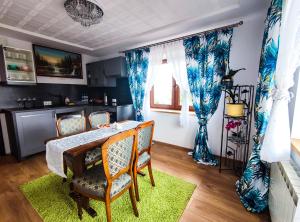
[33,44,83,79]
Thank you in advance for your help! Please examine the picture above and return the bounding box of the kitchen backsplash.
[0,77,132,109]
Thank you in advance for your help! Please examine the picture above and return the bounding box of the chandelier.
[64,0,104,27]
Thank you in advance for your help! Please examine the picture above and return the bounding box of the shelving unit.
[219,85,254,175]
[0,45,36,85]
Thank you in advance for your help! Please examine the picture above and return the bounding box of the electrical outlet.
[43,101,52,106]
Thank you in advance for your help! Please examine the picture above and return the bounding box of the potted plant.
[221,67,246,89]
[225,87,247,117]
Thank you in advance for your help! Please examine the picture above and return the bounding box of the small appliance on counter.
[17,97,37,109]
[89,98,103,105]
[43,100,53,107]
[112,98,117,106]
[80,93,89,105]
[104,93,108,106]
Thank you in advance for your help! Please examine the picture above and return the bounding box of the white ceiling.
[0,0,269,57]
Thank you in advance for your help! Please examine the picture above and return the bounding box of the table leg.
[69,185,97,217]
[82,196,97,217]
[68,153,97,217]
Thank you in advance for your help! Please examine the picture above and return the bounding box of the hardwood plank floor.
[0,143,270,222]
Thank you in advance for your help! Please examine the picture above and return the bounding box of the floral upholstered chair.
[56,115,102,179]
[88,111,110,128]
[73,129,139,222]
[133,120,155,201]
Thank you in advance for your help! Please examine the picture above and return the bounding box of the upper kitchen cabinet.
[87,61,106,87]
[87,56,127,87]
[0,46,36,85]
[103,57,127,77]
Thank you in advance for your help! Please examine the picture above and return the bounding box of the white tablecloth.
[46,121,141,177]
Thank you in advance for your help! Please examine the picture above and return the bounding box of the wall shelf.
[0,46,36,85]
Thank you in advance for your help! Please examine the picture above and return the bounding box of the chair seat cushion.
[85,148,102,165]
[137,152,151,168]
[73,164,131,198]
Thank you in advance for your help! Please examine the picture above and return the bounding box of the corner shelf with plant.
[219,67,255,176]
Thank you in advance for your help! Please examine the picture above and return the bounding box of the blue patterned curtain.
[125,48,150,121]
[236,0,282,213]
[183,28,233,165]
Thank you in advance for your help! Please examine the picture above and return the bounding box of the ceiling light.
[64,0,104,27]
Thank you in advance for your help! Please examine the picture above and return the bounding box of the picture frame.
[32,44,83,79]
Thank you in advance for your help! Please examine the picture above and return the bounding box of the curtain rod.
[120,21,243,53]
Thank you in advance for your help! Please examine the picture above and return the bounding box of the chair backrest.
[89,111,110,128]
[56,115,86,136]
[136,121,155,154]
[102,129,137,181]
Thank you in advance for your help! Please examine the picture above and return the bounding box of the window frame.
[150,77,194,111]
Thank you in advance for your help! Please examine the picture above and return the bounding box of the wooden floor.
[0,143,270,222]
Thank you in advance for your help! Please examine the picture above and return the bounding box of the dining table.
[45,120,141,217]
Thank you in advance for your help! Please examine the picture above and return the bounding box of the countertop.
[0,103,133,113]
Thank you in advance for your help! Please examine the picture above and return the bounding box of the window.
[150,64,193,111]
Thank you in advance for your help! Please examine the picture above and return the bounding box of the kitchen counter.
[1,104,133,113]
[2,103,135,161]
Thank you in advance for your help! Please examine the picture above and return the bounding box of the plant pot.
[221,77,233,89]
[226,103,244,117]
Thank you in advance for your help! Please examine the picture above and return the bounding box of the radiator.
[269,161,300,222]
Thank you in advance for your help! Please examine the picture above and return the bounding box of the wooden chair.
[72,129,139,222]
[88,111,110,128]
[56,115,102,179]
[133,120,155,201]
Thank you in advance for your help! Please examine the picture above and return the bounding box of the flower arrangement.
[225,120,241,130]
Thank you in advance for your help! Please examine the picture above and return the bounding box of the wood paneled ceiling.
[0,0,268,56]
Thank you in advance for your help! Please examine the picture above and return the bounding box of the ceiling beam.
[0,23,93,51]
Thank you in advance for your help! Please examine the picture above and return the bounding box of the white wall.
[0,35,100,85]
[290,70,299,166]
[149,11,266,156]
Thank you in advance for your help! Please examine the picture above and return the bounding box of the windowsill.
[150,108,196,115]
[292,138,300,156]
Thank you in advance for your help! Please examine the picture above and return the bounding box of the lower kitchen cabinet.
[91,104,135,123]
[6,110,57,161]
[3,104,134,161]
[115,105,135,122]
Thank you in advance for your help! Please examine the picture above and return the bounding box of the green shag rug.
[20,169,196,222]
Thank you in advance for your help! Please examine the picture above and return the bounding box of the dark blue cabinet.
[4,104,134,160]
[103,57,127,77]
[9,110,57,160]
[87,57,127,87]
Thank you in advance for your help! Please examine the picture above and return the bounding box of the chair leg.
[75,193,83,220]
[133,168,140,201]
[137,171,146,176]
[105,200,112,222]
[148,161,155,187]
[129,184,139,217]
[63,158,67,183]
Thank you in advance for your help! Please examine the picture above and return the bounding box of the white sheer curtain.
[143,40,190,127]
[142,45,164,121]
[165,41,190,126]
[261,0,300,162]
